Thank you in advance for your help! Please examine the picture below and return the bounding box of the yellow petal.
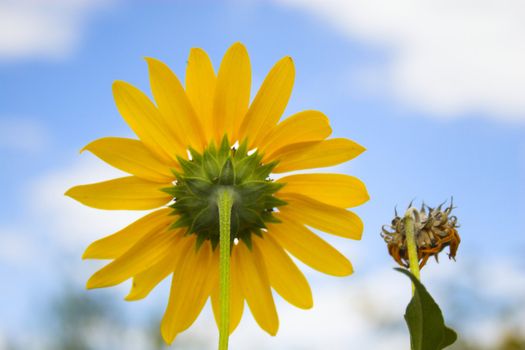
[65,176,172,210]
[125,233,185,301]
[260,110,332,158]
[83,208,173,259]
[239,56,294,147]
[213,42,251,142]
[211,246,245,334]
[147,57,206,151]
[268,218,353,276]
[82,137,175,183]
[278,193,363,239]
[161,238,215,344]
[86,228,180,289]
[277,173,369,208]
[255,235,312,309]
[236,242,279,335]
[112,81,181,165]
[185,48,216,142]
[270,138,365,173]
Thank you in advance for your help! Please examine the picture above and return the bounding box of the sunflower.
[66,42,369,344]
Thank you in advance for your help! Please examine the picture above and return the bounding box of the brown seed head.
[381,199,460,269]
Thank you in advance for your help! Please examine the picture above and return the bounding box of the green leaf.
[441,327,458,348]
[395,268,458,350]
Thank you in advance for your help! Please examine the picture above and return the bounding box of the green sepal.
[230,211,240,235]
[202,150,221,181]
[163,137,287,250]
[170,216,193,230]
[171,196,206,211]
[219,158,235,185]
[163,185,187,198]
[252,161,278,179]
[395,268,458,350]
[195,232,208,251]
[205,141,218,160]
[234,153,259,182]
[266,181,286,193]
[237,181,274,201]
[218,135,231,161]
[188,147,203,163]
[236,207,265,227]
[160,186,178,197]
[184,177,213,197]
[211,237,219,250]
[237,180,282,203]
[231,211,240,238]
[170,168,181,178]
[241,233,253,250]
[190,206,216,234]
[261,211,281,223]
[263,195,287,208]
[177,156,201,176]
[234,140,249,161]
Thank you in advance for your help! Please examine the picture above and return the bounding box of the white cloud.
[274,0,525,121]
[0,227,37,267]
[0,117,50,153]
[30,155,144,252]
[0,0,112,60]
[14,155,410,348]
[226,259,525,349]
[0,331,7,350]
[159,269,410,350]
[8,154,524,348]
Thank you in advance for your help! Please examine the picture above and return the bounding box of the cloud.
[0,117,50,153]
[10,155,524,348]
[30,155,144,252]
[0,331,7,350]
[229,269,410,350]
[0,0,111,61]
[0,227,38,267]
[274,0,525,121]
[17,155,408,348]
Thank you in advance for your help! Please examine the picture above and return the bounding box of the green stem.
[218,188,233,350]
[404,208,420,292]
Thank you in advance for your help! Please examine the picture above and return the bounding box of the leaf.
[441,327,458,348]
[395,268,458,350]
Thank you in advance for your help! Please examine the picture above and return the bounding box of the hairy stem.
[218,188,233,350]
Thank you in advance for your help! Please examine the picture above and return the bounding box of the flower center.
[163,136,286,250]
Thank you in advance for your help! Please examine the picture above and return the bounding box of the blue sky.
[1,1,524,349]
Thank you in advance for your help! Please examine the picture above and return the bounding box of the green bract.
[163,136,287,250]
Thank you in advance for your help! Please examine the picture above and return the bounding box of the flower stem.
[404,208,420,292]
[217,188,233,350]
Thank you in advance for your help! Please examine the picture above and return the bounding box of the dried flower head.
[381,200,460,269]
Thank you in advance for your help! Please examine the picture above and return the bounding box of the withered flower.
[381,200,460,269]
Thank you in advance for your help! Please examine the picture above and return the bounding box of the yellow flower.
[66,42,369,344]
